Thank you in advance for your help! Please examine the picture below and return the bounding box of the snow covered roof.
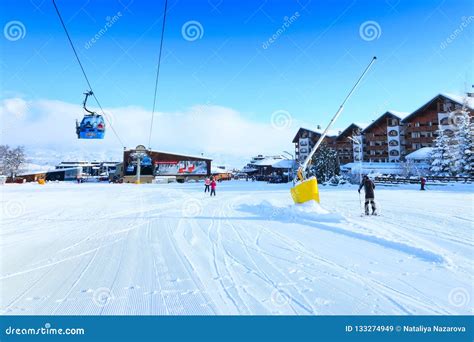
[335,123,363,140]
[272,159,295,169]
[253,156,295,169]
[441,93,474,109]
[386,110,410,119]
[292,127,339,143]
[211,166,231,174]
[403,93,474,123]
[241,167,257,173]
[405,147,434,160]
[363,111,407,133]
[354,122,369,130]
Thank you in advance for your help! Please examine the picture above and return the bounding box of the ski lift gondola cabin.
[76,91,106,139]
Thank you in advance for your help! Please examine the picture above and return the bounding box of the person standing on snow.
[420,177,426,191]
[358,175,377,215]
[210,178,217,197]
[204,177,211,193]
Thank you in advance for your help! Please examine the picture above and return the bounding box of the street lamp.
[282,151,295,183]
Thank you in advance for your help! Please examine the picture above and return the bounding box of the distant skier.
[358,175,376,215]
[210,178,217,197]
[420,177,426,191]
[204,177,211,193]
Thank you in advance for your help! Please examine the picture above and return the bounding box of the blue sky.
[1,0,473,164]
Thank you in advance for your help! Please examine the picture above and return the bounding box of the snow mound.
[239,200,343,223]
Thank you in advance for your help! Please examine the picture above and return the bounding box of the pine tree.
[308,143,340,182]
[429,130,453,176]
[452,110,472,176]
[466,120,474,177]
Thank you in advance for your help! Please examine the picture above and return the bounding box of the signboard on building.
[155,160,207,175]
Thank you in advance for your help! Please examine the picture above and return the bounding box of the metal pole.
[295,56,377,181]
[137,157,141,184]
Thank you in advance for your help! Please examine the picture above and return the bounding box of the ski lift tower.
[130,145,148,184]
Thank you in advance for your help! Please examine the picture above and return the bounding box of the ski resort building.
[331,123,363,164]
[292,127,337,164]
[293,127,322,164]
[362,111,408,163]
[292,92,474,171]
[241,155,295,181]
[402,93,474,155]
[122,148,212,183]
[55,161,120,176]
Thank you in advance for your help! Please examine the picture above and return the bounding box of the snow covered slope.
[0,181,472,315]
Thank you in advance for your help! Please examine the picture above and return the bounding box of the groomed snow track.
[1,181,472,315]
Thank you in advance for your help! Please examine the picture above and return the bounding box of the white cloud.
[0,97,299,167]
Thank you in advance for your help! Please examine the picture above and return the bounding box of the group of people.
[358,175,428,216]
[204,176,217,196]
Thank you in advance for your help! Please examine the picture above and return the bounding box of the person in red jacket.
[210,178,217,196]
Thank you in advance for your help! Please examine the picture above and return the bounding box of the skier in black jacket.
[358,175,377,215]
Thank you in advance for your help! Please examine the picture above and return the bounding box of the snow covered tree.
[429,130,453,176]
[308,143,340,183]
[0,145,26,179]
[0,145,8,175]
[451,110,472,176]
[468,121,474,177]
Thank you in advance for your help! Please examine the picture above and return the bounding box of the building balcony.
[405,137,434,144]
[405,125,438,133]
[366,145,387,150]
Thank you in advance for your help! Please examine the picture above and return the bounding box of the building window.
[388,130,398,136]
[443,101,452,112]
[412,132,420,138]
[444,129,454,137]
[389,150,399,156]
[415,122,420,127]
[389,140,399,146]
[439,117,449,125]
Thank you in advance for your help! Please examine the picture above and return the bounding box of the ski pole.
[358,191,362,214]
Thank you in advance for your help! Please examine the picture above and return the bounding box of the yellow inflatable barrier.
[290,177,320,204]
[38,179,45,185]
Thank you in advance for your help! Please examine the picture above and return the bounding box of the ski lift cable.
[147,0,169,149]
[52,0,125,148]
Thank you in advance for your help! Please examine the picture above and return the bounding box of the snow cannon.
[290,56,377,204]
[291,177,320,203]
